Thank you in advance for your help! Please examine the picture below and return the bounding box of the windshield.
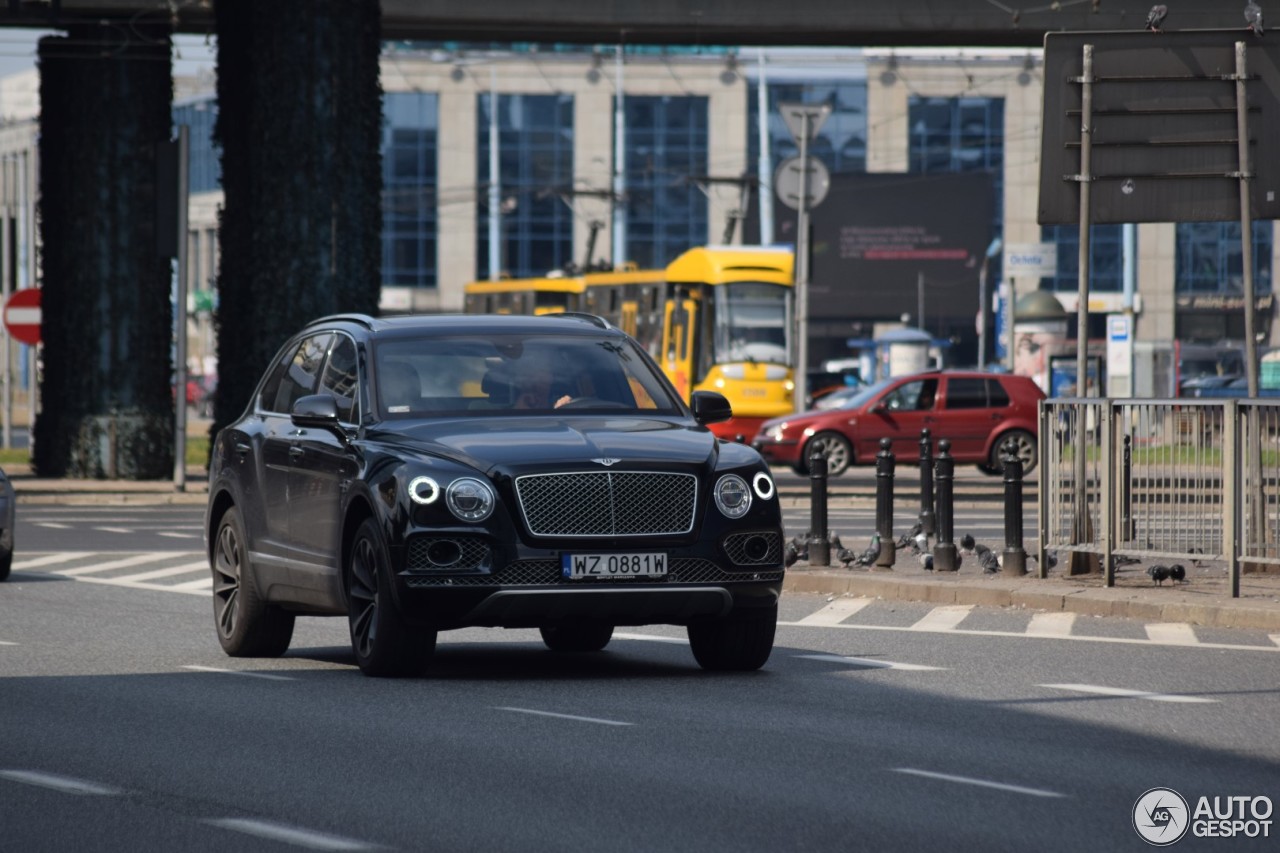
[713,282,791,366]
[374,333,682,417]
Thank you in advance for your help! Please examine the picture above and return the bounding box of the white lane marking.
[0,640,16,646]
[62,575,210,596]
[157,531,200,539]
[795,597,873,626]
[1145,623,1200,645]
[204,818,378,851]
[55,552,185,577]
[182,665,295,682]
[776,619,1280,654]
[910,605,974,631]
[35,522,72,529]
[92,527,133,534]
[171,576,213,591]
[115,562,208,583]
[10,552,95,570]
[496,707,634,727]
[612,632,687,644]
[0,770,122,796]
[795,654,944,671]
[1026,612,1077,638]
[1039,683,1218,704]
[1271,634,1280,648]
[891,768,1067,799]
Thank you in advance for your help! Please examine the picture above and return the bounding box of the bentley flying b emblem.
[592,457,621,467]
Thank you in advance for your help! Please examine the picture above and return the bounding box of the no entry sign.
[3,288,41,346]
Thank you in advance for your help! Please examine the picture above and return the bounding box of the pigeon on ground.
[784,537,806,567]
[1188,546,1205,568]
[1168,563,1187,583]
[973,544,1001,573]
[919,552,934,571]
[960,533,976,552]
[1146,5,1168,31]
[827,532,844,553]
[1246,1,1265,35]
[912,531,929,554]
[852,533,882,567]
[1147,564,1171,586]
[896,522,923,550]
[1115,554,1141,567]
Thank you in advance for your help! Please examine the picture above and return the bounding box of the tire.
[540,622,614,652]
[0,527,11,582]
[211,506,295,657]
[347,517,436,677]
[802,432,853,477]
[687,605,777,671]
[992,429,1038,476]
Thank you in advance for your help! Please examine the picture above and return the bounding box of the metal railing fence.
[1039,398,1280,597]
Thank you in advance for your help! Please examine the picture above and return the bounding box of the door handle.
[289,446,304,461]
[234,441,251,458]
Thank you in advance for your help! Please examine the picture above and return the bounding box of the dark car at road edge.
[205,313,785,676]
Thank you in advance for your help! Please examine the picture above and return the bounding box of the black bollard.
[932,439,959,571]
[1121,434,1133,543]
[808,446,831,567]
[875,437,896,567]
[1001,442,1028,576]
[918,428,935,537]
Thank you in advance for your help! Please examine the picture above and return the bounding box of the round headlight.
[752,471,775,501]
[407,476,440,505]
[714,474,752,518]
[446,477,495,522]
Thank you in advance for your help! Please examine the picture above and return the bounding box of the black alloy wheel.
[211,506,294,657]
[347,517,436,677]
[539,622,615,652]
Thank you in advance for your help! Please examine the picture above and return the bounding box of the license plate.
[561,552,668,579]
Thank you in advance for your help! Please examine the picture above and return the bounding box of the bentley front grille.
[514,471,697,537]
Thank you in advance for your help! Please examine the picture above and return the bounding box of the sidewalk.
[6,462,209,505]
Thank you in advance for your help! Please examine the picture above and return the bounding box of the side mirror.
[292,394,340,429]
[691,390,732,425]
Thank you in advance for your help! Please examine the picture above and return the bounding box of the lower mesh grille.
[403,558,783,588]
[723,532,782,566]
[406,536,490,571]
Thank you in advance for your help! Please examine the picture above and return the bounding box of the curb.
[784,566,1280,632]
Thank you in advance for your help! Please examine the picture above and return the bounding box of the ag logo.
[1133,787,1190,846]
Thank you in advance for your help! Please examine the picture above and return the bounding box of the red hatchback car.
[752,370,1045,477]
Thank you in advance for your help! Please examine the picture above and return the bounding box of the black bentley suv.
[205,313,785,676]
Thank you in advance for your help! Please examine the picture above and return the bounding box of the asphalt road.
[2,522,1278,852]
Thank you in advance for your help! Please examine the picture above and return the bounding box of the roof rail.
[552,312,614,330]
[309,313,378,329]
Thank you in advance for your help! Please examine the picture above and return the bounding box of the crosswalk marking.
[796,653,944,671]
[171,576,212,591]
[92,527,133,534]
[157,531,201,539]
[34,522,72,529]
[11,552,94,570]
[795,597,873,626]
[910,605,973,631]
[56,552,185,577]
[1026,612,1077,638]
[115,562,208,583]
[1145,622,1199,645]
[1271,634,1280,648]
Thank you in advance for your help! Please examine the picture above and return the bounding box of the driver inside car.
[512,351,573,409]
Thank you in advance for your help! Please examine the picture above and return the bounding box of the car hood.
[365,416,719,473]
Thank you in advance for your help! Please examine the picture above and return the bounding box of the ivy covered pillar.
[34,23,176,479]
[212,0,383,436]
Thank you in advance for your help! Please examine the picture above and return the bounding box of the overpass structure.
[0,0,1266,479]
[0,0,1255,46]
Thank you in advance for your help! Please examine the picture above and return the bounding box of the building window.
[477,93,575,279]
[172,98,221,194]
[1175,221,1273,295]
[623,95,709,270]
[1040,224,1125,294]
[382,93,438,288]
[747,80,867,176]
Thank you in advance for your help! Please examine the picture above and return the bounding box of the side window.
[264,333,332,414]
[986,379,1010,408]
[944,378,988,410]
[319,335,359,423]
[883,380,924,411]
